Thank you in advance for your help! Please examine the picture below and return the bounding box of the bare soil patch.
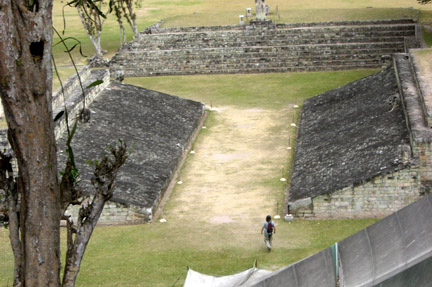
[163,105,295,249]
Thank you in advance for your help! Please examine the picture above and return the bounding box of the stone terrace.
[58,82,205,223]
[110,19,417,77]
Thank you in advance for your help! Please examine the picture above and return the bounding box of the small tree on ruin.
[109,0,141,39]
[69,0,108,63]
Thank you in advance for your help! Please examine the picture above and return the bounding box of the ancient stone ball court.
[48,16,431,225]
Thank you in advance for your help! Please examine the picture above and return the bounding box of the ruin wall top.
[147,18,416,34]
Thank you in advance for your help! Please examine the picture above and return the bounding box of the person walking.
[261,215,276,251]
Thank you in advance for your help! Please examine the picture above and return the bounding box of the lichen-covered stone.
[58,82,205,222]
[110,19,416,77]
[290,68,411,202]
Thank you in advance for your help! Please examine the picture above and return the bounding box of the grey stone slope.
[57,82,205,212]
[289,68,411,201]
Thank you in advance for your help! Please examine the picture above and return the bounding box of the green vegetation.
[423,25,432,46]
[0,218,378,286]
[125,70,377,109]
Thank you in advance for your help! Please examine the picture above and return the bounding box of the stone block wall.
[111,19,417,77]
[53,68,110,140]
[413,142,432,193]
[51,66,91,112]
[65,201,149,225]
[291,168,421,219]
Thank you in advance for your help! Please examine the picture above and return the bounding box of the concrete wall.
[251,247,337,287]
[290,167,422,219]
[338,192,432,286]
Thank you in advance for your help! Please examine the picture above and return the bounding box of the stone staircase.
[110,19,417,77]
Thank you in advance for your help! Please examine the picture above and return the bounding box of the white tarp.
[184,266,272,287]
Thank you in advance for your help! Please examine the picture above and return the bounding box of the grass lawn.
[424,25,432,47]
[124,70,378,109]
[0,218,378,286]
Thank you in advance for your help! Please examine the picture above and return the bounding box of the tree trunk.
[125,0,138,37]
[61,195,107,287]
[0,0,61,286]
[62,143,127,287]
[76,5,103,58]
[117,17,127,48]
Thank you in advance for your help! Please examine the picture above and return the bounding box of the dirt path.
[163,105,296,249]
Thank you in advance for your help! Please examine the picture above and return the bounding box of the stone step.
[124,64,382,76]
[133,29,414,50]
[138,26,415,41]
[133,37,409,51]
[114,49,403,65]
[135,57,381,70]
[122,59,382,75]
[145,24,415,35]
[152,19,415,34]
[119,42,404,57]
[123,48,401,62]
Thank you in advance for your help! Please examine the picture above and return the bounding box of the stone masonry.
[288,51,432,219]
[110,19,417,77]
[58,81,206,224]
[293,168,420,219]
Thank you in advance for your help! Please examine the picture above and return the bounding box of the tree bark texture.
[0,0,61,286]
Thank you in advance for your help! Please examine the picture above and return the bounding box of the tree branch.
[62,141,127,287]
[0,151,23,286]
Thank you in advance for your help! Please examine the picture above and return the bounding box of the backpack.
[267,222,273,234]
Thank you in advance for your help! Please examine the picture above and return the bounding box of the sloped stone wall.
[58,82,206,224]
[288,53,432,219]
